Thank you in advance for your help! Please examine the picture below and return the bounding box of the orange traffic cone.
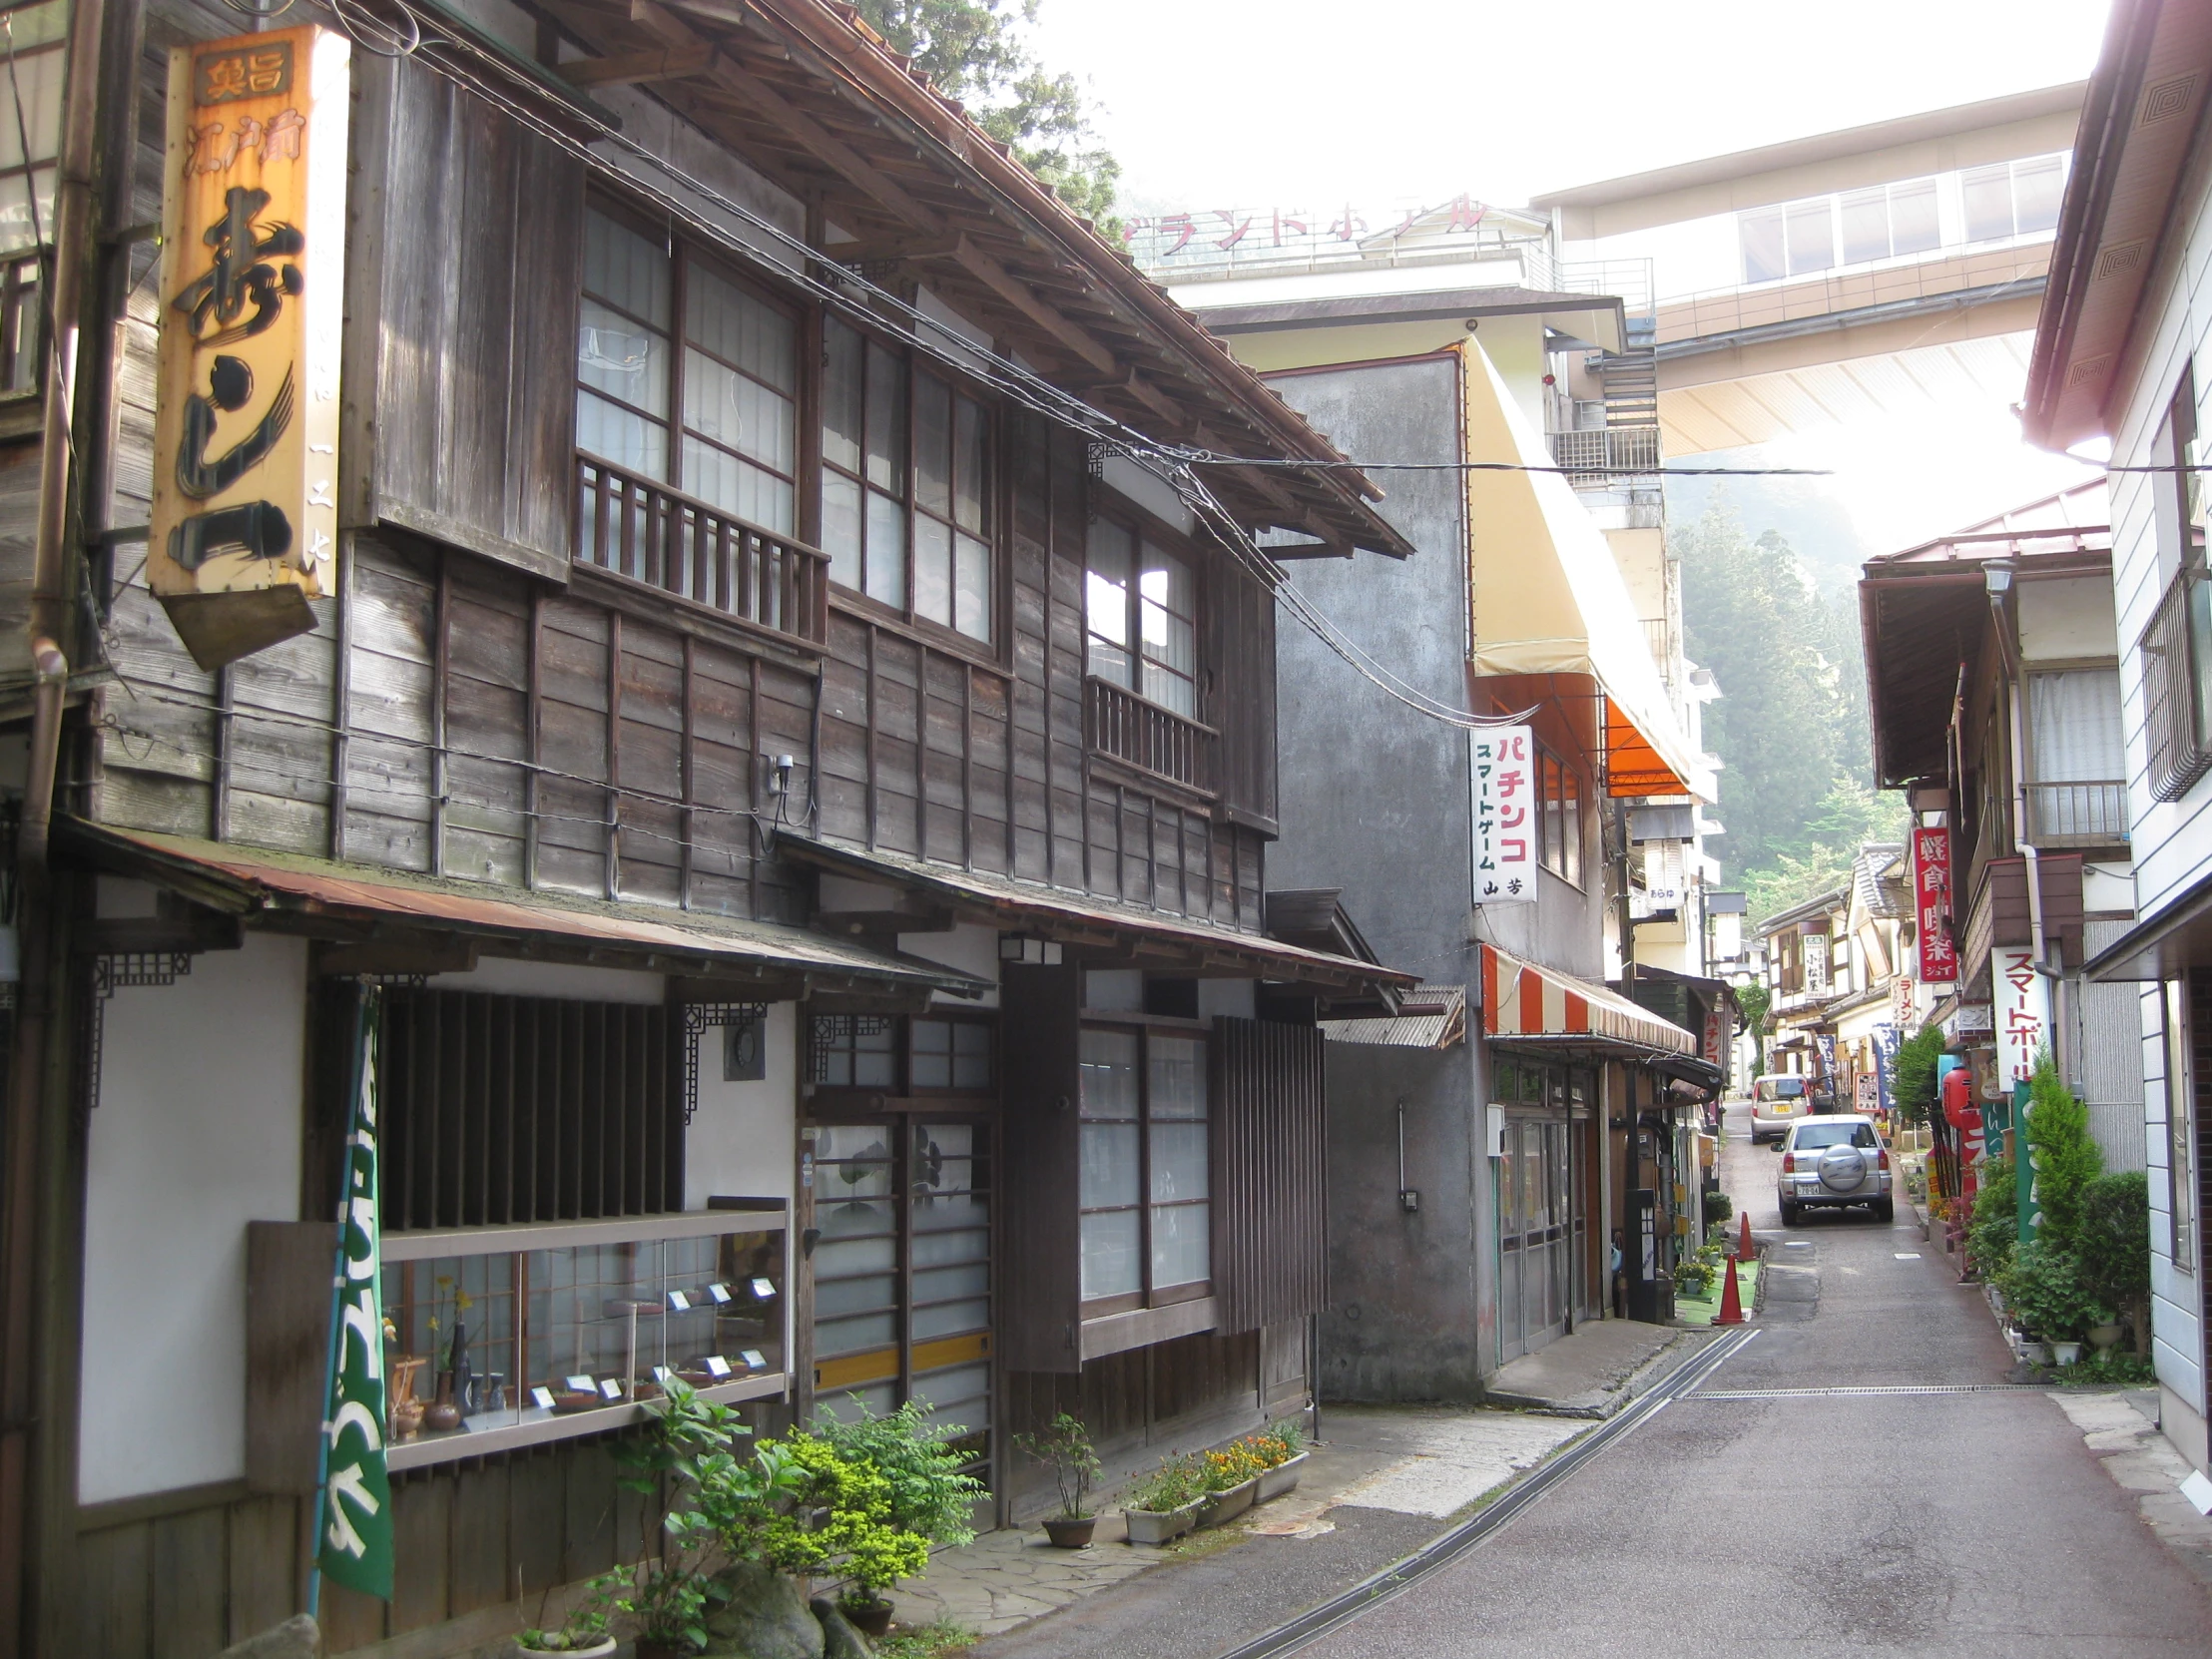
[1738,1211,1754,1261]
[1716,1256,1746,1325]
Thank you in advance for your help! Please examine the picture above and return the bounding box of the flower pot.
[839,1597,895,1639]
[2088,1324,2125,1351]
[1042,1515,1096,1549]
[2052,1341,2084,1368]
[2019,1340,2052,1367]
[1196,1476,1258,1529]
[1256,1451,1309,1503]
[512,1639,616,1658]
[1122,1502,1198,1545]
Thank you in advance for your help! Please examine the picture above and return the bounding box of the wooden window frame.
[577,196,805,531]
[820,311,1006,656]
[807,1010,998,1108]
[1076,1019,1213,1320]
[1535,744,1584,888]
[1083,506,1205,724]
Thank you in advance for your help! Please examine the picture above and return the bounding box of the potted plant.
[616,1520,713,1659]
[513,1571,625,1656]
[1014,1412,1102,1548]
[1121,1454,1204,1545]
[1195,1441,1264,1528]
[1253,1422,1310,1503]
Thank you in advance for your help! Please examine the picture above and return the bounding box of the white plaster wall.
[899,922,999,1010]
[2018,576,2118,661]
[79,933,308,1504]
[1198,979,1257,1023]
[425,957,666,1004]
[685,1002,799,1210]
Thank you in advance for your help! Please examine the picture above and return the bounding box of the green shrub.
[1676,1257,1717,1297]
[2024,1053,2104,1249]
[817,1398,985,1547]
[2000,1239,2107,1343]
[1967,1155,2018,1282]
[1125,1454,1203,1512]
[2077,1170,2151,1344]
[1892,1022,1945,1128]
[1704,1189,1734,1230]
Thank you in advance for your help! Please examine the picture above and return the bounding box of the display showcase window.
[1077,1025,1210,1311]
[821,316,995,642]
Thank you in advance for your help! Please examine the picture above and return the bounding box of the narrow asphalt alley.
[1297,1103,2212,1657]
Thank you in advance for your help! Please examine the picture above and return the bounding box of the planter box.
[1122,1501,1199,1545]
[1256,1451,1309,1503]
[1196,1476,1258,1529]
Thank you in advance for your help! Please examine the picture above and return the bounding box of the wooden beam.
[946,236,1115,376]
[816,908,960,935]
[560,44,718,86]
[821,233,965,266]
[683,53,946,233]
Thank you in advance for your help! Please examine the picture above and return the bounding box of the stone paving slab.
[1324,1410,1583,1518]
[2050,1389,2212,1592]
[1481,1319,1695,1415]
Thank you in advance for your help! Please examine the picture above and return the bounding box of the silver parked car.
[1777,1115,1894,1224]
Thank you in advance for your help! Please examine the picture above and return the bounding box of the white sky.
[1029,0,2115,545]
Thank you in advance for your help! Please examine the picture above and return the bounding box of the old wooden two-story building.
[0,0,1414,1650]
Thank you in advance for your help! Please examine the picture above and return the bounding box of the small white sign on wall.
[1470,726,1536,905]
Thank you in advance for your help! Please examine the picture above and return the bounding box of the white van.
[1750,1074,1810,1145]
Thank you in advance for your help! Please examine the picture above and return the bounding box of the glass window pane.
[865,341,906,493]
[865,488,907,608]
[952,1022,991,1088]
[822,471,861,590]
[1962,164,2014,242]
[579,298,668,414]
[1089,634,1133,689]
[910,1019,951,1089]
[1839,187,1889,265]
[912,1299,989,1341]
[1080,1122,1140,1209]
[955,534,992,644]
[577,389,666,480]
[913,1263,989,1304]
[2013,156,2064,236]
[914,514,953,627]
[1739,207,1784,284]
[1151,1203,1209,1289]
[583,209,671,330]
[1087,519,1135,649]
[954,396,987,534]
[1784,198,1834,275]
[682,435,793,537]
[1080,1028,1140,1117]
[915,372,952,517]
[1890,179,1940,256]
[683,348,795,478]
[1148,1120,1208,1203]
[854,1021,895,1089]
[0,50,63,171]
[684,264,795,395]
[815,1313,897,1355]
[1562,765,1582,886]
[2028,668,2124,783]
[1080,1210,1142,1300]
[1148,1036,1207,1118]
[824,320,862,473]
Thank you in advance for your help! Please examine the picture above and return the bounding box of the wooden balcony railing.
[577,455,830,646]
[1086,676,1216,794]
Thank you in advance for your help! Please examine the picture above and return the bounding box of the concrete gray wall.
[1264,355,1501,1394]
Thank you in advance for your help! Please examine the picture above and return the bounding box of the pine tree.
[2023,1051,2104,1250]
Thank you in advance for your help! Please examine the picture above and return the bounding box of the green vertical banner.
[316,987,393,1601]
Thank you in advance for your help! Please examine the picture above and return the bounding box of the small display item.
[566,1375,596,1393]
[653,1366,675,1385]
[597,1378,624,1400]
[751,1278,777,1300]
[704,1355,733,1379]
[740,1349,768,1372]
[707,1283,733,1304]
[531,1386,556,1409]
[668,1290,692,1311]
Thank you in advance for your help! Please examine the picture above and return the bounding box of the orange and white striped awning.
[1479,944,1696,1056]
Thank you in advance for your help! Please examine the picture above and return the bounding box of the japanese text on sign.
[1912,828,1957,983]
[1125,193,1496,272]
[149,26,348,651]
[1994,946,2049,1086]
[1470,725,1536,906]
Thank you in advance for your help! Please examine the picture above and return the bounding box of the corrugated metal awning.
[1479,943,1696,1056]
[1319,985,1467,1049]
[58,819,987,996]
[779,836,1419,995]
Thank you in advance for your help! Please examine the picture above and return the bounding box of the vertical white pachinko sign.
[1471,726,1535,905]
[1994,946,2050,1088]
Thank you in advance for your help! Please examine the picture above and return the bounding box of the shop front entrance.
[1492,1056,1594,1365]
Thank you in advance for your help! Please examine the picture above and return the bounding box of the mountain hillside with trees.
[1676,502,1905,920]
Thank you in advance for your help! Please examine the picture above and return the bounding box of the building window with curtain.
[577,203,799,535]
[821,316,995,643]
[1077,1025,1210,1314]
[1536,748,1583,886]
[1085,517,1199,718]
[2026,665,2126,844]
